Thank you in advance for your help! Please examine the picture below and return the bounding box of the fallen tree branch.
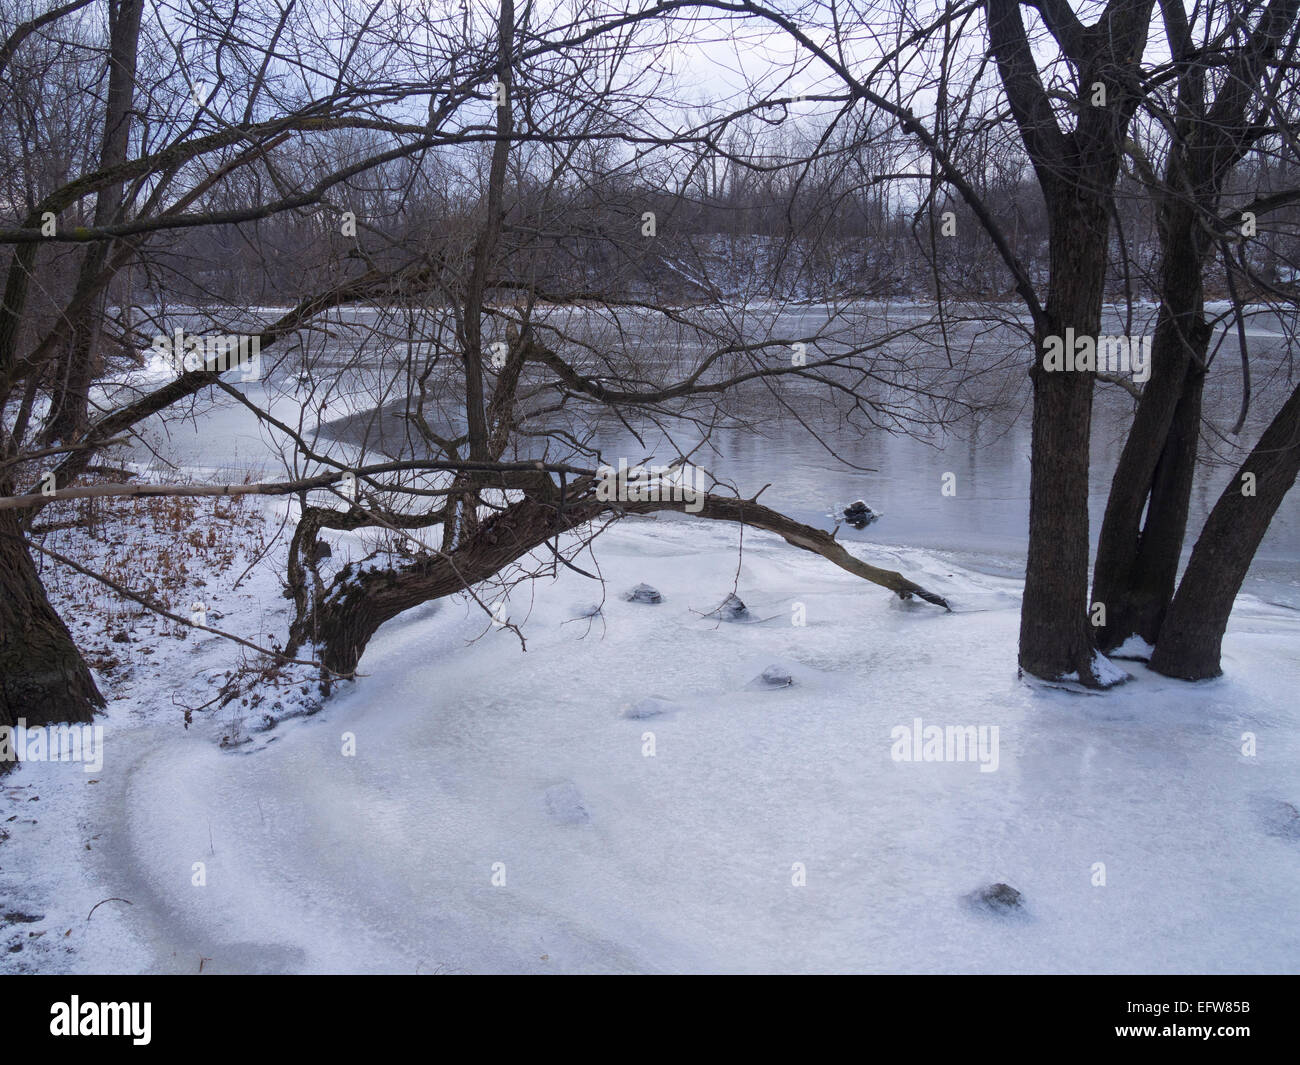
[287,486,950,677]
[0,458,591,510]
[625,493,952,609]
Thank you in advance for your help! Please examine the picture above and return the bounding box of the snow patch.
[1111,635,1155,661]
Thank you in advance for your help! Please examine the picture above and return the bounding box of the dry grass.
[35,474,272,672]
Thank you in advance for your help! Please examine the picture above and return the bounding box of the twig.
[87,897,132,921]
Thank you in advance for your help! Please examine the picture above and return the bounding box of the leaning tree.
[2,0,966,730]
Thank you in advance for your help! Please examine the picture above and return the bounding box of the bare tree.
[1093,0,1300,677]
[2,0,962,731]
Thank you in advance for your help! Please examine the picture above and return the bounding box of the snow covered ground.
[3,492,1299,973]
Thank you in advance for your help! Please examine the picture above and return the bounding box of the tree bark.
[0,510,104,771]
[1150,381,1300,679]
[1091,210,1210,650]
[986,0,1153,686]
[1018,193,1108,684]
[1092,0,1300,656]
[458,0,513,463]
[44,0,144,446]
[1112,362,1206,647]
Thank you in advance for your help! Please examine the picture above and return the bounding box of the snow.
[1089,649,1133,687]
[4,498,1300,974]
[623,697,678,720]
[544,782,591,826]
[1055,649,1131,689]
[1112,635,1156,661]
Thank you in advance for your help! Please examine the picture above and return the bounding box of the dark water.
[582,304,1300,606]
[140,301,1300,605]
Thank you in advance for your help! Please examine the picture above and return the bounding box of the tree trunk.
[1018,194,1108,685]
[1091,286,1211,649]
[1089,141,1216,649]
[0,510,103,770]
[1115,363,1206,646]
[44,0,143,446]
[1150,381,1300,679]
[983,0,1153,686]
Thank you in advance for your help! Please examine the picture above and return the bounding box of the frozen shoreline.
[3,494,1298,974]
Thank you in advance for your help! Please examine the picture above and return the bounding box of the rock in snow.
[967,882,1025,916]
[757,665,794,688]
[624,583,663,604]
[544,782,590,825]
[623,696,676,720]
[1257,798,1300,841]
[708,593,750,621]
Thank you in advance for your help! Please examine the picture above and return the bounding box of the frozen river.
[127,300,1300,603]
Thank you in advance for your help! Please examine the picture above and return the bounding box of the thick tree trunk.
[1018,195,1108,685]
[1150,382,1300,679]
[1091,302,1211,649]
[1090,165,1216,650]
[984,0,1154,685]
[0,510,103,771]
[1114,364,1206,646]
